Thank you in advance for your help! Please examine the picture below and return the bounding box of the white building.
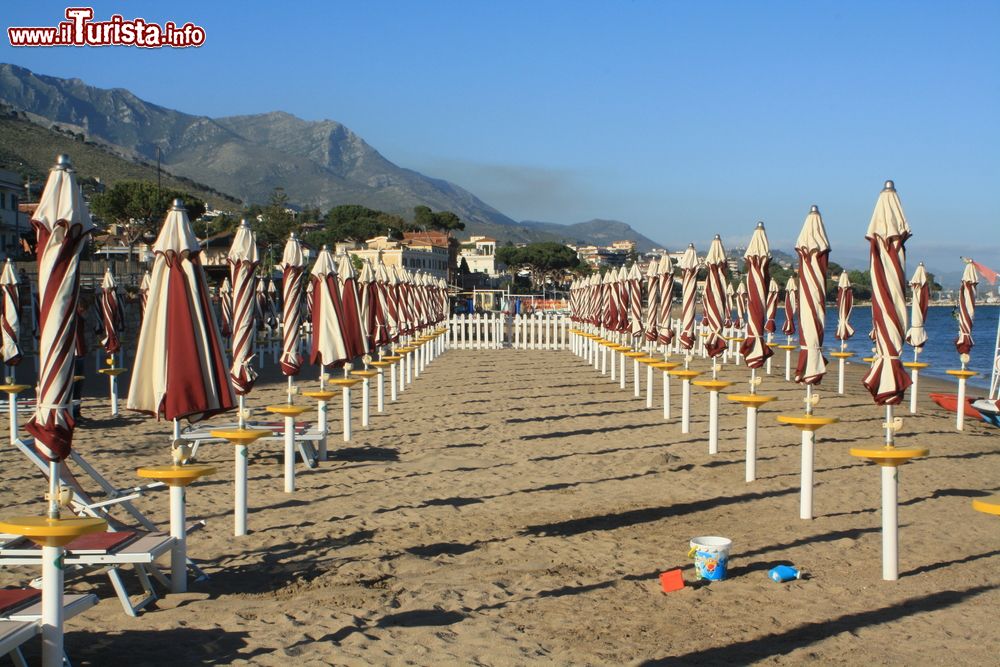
[459,235,502,277]
[351,235,449,279]
[0,169,25,260]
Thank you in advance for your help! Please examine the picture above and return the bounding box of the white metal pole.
[619,351,627,389]
[406,352,413,385]
[235,444,248,536]
[317,399,328,461]
[8,392,17,443]
[170,485,186,593]
[342,386,352,442]
[41,544,64,667]
[785,348,792,382]
[361,377,370,427]
[390,363,398,401]
[663,370,671,420]
[746,407,758,482]
[800,430,814,520]
[376,368,384,413]
[708,390,719,454]
[882,465,898,580]
[838,357,846,395]
[109,374,118,416]
[284,415,295,493]
[646,364,653,408]
[681,379,691,434]
[609,344,616,379]
[633,358,640,398]
[956,377,966,431]
[909,369,919,414]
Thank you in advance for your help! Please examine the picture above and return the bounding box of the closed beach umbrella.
[735,281,748,330]
[678,244,699,351]
[338,253,369,361]
[955,260,978,356]
[782,277,798,338]
[0,259,22,367]
[724,282,736,328]
[740,222,773,368]
[310,246,349,369]
[394,265,414,337]
[25,155,95,462]
[835,272,856,344]
[99,267,124,355]
[702,235,728,358]
[375,256,398,344]
[764,279,779,334]
[793,206,831,385]
[862,181,912,405]
[643,259,660,343]
[656,254,675,345]
[228,221,259,395]
[279,234,305,377]
[127,199,235,421]
[904,264,928,351]
[358,259,378,350]
[627,263,643,338]
[139,270,151,319]
[602,269,616,331]
[219,276,233,339]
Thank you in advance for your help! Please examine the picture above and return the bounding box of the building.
[350,235,449,280]
[0,169,25,260]
[459,235,503,277]
[403,230,459,282]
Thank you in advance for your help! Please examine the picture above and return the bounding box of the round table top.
[652,361,681,370]
[776,414,840,430]
[209,428,272,444]
[624,351,646,358]
[351,370,379,378]
[98,367,128,376]
[945,369,978,379]
[829,351,854,359]
[266,404,309,416]
[328,378,362,388]
[727,394,777,407]
[301,390,336,401]
[369,361,393,368]
[0,384,30,394]
[972,497,1000,516]
[637,357,661,364]
[862,356,877,363]
[612,345,632,352]
[668,369,703,379]
[394,348,414,355]
[382,355,403,362]
[0,516,106,547]
[136,464,217,485]
[693,379,732,390]
[849,446,928,466]
[903,361,930,369]
[776,344,797,350]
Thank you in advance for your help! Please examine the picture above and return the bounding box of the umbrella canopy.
[358,259,381,350]
[678,244,699,350]
[764,279,779,334]
[656,253,675,345]
[643,260,660,342]
[782,277,798,337]
[862,181,912,405]
[835,272,856,343]
[375,255,398,344]
[904,264,928,350]
[735,281,748,330]
[702,235,728,358]
[309,247,350,367]
[228,220,259,395]
[279,234,305,376]
[627,263,643,338]
[793,206,831,385]
[139,270,152,322]
[337,253,369,360]
[25,155,96,461]
[0,259,22,367]
[99,267,124,355]
[724,282,736,328]
[127,200,235,421]
[218,276,232,339]
[740,222,773,368]
[955,260,978,356]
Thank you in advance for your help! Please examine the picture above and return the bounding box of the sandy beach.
[3,346,999,665]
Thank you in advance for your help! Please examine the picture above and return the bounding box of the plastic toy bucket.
[688,536,732,581]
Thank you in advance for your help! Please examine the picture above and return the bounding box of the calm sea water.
[814,304,999,392]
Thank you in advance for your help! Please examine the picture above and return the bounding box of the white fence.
[447,313,571,350]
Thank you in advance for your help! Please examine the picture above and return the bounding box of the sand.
[2,344,999,665]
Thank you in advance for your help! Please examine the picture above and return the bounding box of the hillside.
[519,219,664,251]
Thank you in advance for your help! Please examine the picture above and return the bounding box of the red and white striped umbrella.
[99,267,124,355]
[955,260,978,356]
[279,234,305,376]
[305,278,315,322]
[643,260,659,342]
[601,269,616,331]
[393,264,414,337]
[735,281,748,330]
[0,259,22,367]
[358,258,380,350]
[228,220,259,395]
[904,264,928,351]
[627,263,643,338]
[793,206,830,385]
[740,222,773,368]
[411,271,429,330]
[782,277,798,338]
[764,278,779,334]
[25,155,96,461]
[835,272,856,344]
[139,270,151,322]
[218,276,232,339]
[678,244,699,350]
[656,254,675,345]
[375,255,398,344]
[127,199,235,421]
[338,253,369,361]
[862,181,912,405]
[703,235,728,358]
[267,279,281,329]
[310,247,350,368]
[724,282,736,328]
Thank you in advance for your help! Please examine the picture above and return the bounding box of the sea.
[815,304,999,393]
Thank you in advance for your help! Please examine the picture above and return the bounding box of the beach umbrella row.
[0,259,21,369]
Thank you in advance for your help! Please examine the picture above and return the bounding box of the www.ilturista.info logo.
[8,7,205,48]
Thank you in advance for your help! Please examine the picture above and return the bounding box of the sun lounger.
[181,420,321,468]
[0,589,98,666]
[0,620,35,667]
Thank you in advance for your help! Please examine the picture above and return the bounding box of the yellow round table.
[972,497,1000,516]
[0,516,106,548]
[267,405,309,493]
[778,414,840,520]
[946,369,978,431]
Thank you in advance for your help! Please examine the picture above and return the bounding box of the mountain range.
[0,63,663,250]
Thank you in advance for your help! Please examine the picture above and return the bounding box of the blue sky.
[2,1,998,279]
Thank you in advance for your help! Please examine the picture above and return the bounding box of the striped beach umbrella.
[25,155,95,462]
[643,259,660,343]
[127,199,235,421]
[0,259,22,368]
[309,246,350,369]
[678,244,699,351]
[955,260,978,356]
[740,222,773,368]
[99,267,124,355]
[627,263,643,338]
[703,235,728,358]
[724,282,736,328]
[793,206,831,385]
[228,220,259,395]
[305,277,315,322]
[904,264,928,352]
[735,281,748,330]
[279,234,305,377]
[782,277,798,338]
[862,181,912,405]
[601,270,616,331]
[764,279,779,334]
[835,272,856,344]
[358,259,377,349]
[338,253,369,361]
[656,254,675,345]
[218,276,232,339]
[375,255,398,344]
[139,270,151,322]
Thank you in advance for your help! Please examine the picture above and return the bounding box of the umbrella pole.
[620,348,627,390]
[801,385,814,520]
[785,337,792,382]
[609,342,615,380]
[169,483,186,593]
[681,378,691,434]
[882,464,898,580]
[766,333,773,375]
[746,405,758,482]
[646,362,653,409]
[287,376,293,404]
[662,368,671,420]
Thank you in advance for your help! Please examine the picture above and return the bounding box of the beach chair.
[181,419,321,468]
[0,588,98,666]
[1,620,35,667]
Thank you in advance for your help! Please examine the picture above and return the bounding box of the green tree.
[248,188,300,259]
[413,205,465,232]
[496,242,582,289]
[304,204,409,249]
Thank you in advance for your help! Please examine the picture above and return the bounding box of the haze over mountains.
[0,63,663,250]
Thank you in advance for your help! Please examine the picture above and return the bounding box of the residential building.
[351,235,449,280]
[459,235,503,277]
[0,169,25,260]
